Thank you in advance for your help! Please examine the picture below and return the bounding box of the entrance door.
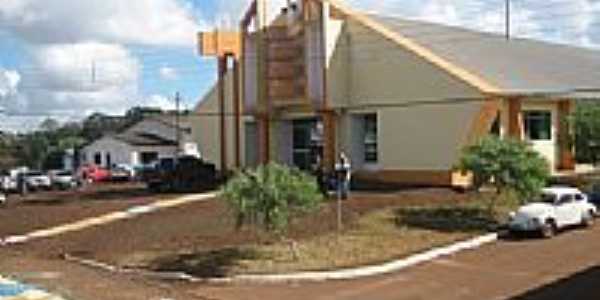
[292,119,323,171]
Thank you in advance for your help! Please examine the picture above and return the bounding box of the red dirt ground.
[6,188,477,269]
[0,183,177,237]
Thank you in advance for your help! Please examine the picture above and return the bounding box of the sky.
[0,0,599,132]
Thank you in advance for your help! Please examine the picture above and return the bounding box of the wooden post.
[218,56,228,173]
[558,100,575,170]
[233,57,242,169]
[256,0,271,164]
[507,97,523,140]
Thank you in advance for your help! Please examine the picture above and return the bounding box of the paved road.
[2,223,600,300]
[196,226,600,300]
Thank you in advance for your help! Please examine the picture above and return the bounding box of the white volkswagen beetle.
[508,187,597,238]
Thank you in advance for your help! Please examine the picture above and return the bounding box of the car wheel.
[581,211,594,228]
[541,220,557,239]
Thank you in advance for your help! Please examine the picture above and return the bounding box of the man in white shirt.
[335,152,351,200]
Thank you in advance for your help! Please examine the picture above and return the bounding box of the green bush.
[220,163,323,234]
[460,136,550,206]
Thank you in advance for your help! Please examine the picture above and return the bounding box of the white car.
[0,192,6,204]
[509,187,597,238]
[49,170,76,190]
[23,170,52,190]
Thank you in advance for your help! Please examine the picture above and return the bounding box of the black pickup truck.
[142,156,217,193]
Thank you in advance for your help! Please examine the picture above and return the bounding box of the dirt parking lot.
[0,183,177,237]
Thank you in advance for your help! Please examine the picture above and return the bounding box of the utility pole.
[505,0,511,40]
[175,92,181,157]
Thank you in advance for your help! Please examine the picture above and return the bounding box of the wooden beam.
[197,31,241,57]
[241,0,258,28]
[557,100,575,170]
[507,97,523,140]
[218,56,228,173]
[233,58,242,169]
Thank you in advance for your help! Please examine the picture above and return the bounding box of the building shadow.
[510,266,600,300]
[149,247,261,278]
[394,206,497,233]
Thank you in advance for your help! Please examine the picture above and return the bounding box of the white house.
[81,117,200,168]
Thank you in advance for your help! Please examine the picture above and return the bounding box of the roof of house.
[113,132,178,147]
[371,15,600,95]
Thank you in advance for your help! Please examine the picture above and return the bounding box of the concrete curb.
[64,233,499,284]
[0,192,216,247]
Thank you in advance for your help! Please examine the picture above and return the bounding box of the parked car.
[143,156,216,193]
[49,170,77,190]
[110,166,132,182]
[23,170,52,191]
[0,170,17,193]
[0,191,6,205]
[508,187,597,238]
[78,164,111,183]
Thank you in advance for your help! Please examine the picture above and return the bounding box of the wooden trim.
[465,98,501,145]
[321,0,501,94]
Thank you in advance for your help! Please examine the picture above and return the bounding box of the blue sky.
[0,0,599,132]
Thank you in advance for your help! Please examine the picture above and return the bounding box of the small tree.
[221,163,323,258]
[567,102,600,165]
[459,136,550,212]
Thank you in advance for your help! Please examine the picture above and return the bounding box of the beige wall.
[336,101,484,172]
[193,71,247,171]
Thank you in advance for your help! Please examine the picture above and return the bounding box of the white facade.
[80,118,200,168]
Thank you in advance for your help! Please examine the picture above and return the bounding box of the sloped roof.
[114,132,177,147]
[371,15,600,95]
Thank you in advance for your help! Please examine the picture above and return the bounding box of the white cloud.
[0,68,20,98]
[0,0,203,47]
[159,66,178,81]
[146,94,176,110]
[11,42,140,116]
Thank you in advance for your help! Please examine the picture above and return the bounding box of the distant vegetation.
[0,106,176,170]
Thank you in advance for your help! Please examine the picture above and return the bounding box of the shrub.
[220,163,323,235]
[459,136,550,210]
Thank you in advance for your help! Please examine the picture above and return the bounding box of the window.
[363,114,378,163]
[490,113,501,136]
[524,111,552,141]
[141,152,159,165]
[575,193,585,201]
[94,152,102,165]
[558,194,574,205]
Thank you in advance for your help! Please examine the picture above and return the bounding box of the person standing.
[335,152,351,200]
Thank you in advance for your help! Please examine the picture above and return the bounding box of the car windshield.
[539,193,557,204]
[56,171,72,176]
[26,171,43,176]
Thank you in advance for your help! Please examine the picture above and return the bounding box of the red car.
[78,164,111,183]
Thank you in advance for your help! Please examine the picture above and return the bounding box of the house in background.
[194,0,600,187]
[81,117,199,169]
